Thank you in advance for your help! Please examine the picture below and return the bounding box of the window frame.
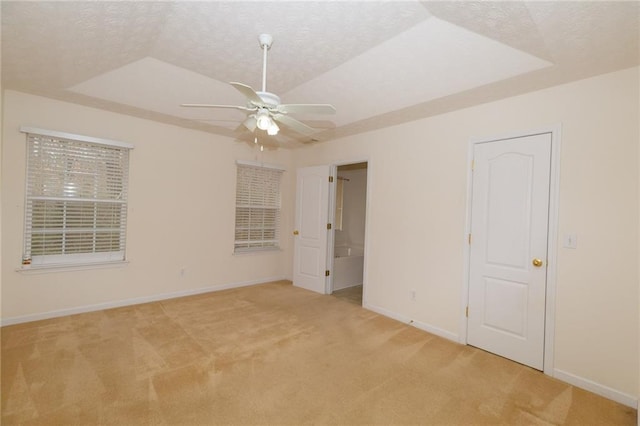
[20,127,133,269]
[234,160,284,253]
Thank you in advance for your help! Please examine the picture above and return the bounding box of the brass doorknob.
[293,230,299,235]
[532,258,543,267]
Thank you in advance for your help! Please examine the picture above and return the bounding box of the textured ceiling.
[2,1,639,148]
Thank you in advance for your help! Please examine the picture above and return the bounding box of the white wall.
[1,90,294,322]
[0,23,3,322]
[293,67,639,402]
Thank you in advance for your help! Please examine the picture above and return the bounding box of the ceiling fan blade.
[272,114,318,136]
[180,103,254,111]
[277,104,336,115]
[230,82,264,105]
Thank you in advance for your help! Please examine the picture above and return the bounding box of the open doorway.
[330,162,368,305]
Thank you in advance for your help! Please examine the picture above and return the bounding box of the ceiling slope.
[2,1,638,147]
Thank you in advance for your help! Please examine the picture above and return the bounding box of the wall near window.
[1,90,294,322]
[293,67,639,403]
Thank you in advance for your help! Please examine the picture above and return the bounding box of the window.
[234,162,283,252]
[21,127,133,267]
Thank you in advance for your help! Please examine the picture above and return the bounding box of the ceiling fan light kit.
[181,34,336,144]
[267,121,279,136]
[256,109,272,130]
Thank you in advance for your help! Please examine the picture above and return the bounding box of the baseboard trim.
[410,318,459,343]
[553,368,638,409]
[364,303,459,343]
[1,276,287,327]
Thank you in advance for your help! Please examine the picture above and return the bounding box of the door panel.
[483,277,527,337]
[485,153,533,269]
[468,133,551,370]
[293,165,330,294]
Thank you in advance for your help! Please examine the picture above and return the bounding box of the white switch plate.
[563,233,577,249]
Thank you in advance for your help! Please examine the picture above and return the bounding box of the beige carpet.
[1,280,636,425]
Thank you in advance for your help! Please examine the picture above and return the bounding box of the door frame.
[326,164,337,294]
[460,125,562,376]
[327,158,370,304]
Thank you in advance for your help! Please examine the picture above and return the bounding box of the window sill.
[233,247,282,256]
[16,260,129,274]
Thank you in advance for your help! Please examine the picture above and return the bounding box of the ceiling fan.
[181,34,336,138]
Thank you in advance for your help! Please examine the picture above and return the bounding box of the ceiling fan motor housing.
[256,91,281,108]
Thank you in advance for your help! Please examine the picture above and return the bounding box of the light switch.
[563,233,577,249]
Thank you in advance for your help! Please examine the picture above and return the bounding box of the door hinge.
[471,159,475,171]
[468,233,472,245]
[327,223,332,230]
[325,270,330,277]
[465,306,469,317]
[329,176,334,183]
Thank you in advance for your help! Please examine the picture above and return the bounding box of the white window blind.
[22,130,132,267]
[235,163,283,252]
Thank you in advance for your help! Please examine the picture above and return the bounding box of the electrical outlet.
[410,289,416,301]
[180,267,186,278]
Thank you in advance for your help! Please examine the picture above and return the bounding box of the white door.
[467,133,551,370]
[293,165,331,294]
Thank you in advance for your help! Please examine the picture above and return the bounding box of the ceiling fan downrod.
[258,34,273,93]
